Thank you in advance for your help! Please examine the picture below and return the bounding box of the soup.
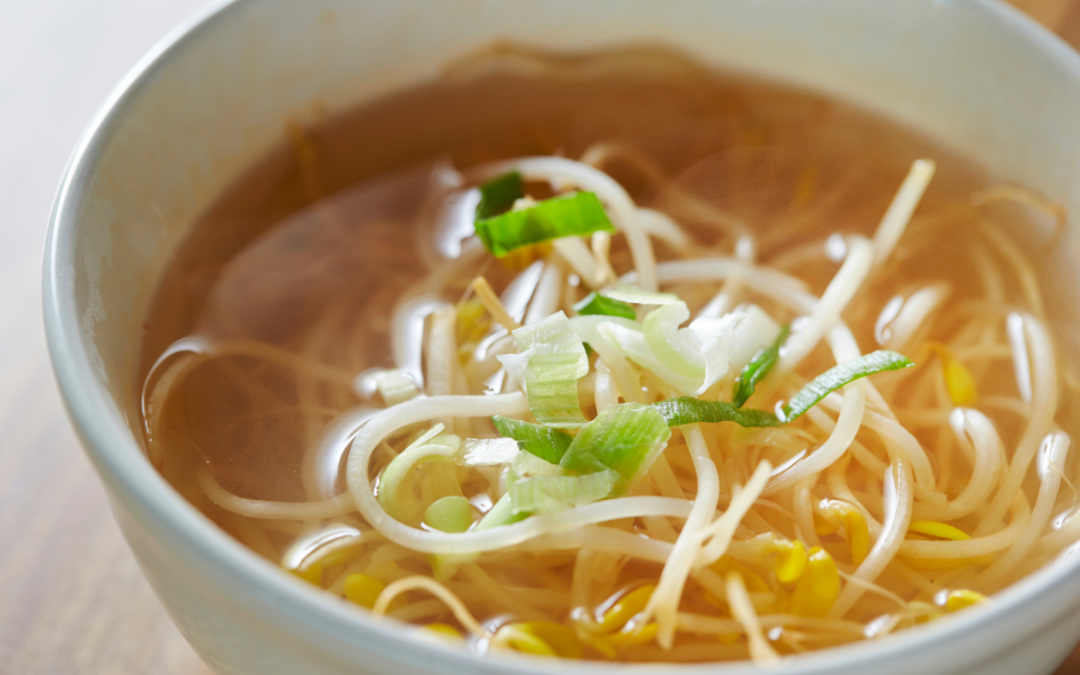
[139,47,1080,664]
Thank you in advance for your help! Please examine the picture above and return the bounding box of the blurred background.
[0,1,1077,673]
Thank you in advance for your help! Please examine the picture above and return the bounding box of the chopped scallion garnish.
[653,396,780,428]
[780,350,914,422]
[732,324,790,408]
[560,403,671,483]
[477,492,529,530]
[474,191,615,258]
[476,171,525,220]
[526,352,589,428]
[508,470,621,514]
[491,415,573,465]
[423,496,473,533]
[498,312,590,428]
[573,291,637,321]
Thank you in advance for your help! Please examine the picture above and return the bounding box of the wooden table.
[0,1,1077,673]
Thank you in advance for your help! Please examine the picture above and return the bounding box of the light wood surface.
[0,2,1078,674]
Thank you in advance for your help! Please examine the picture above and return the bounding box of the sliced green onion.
[781,350,914,422]
[508,470,620,514]
[377,427,461,523]
[491,415,572,464]
[429,493,524,580]
[475,191,615,258]
[653,396,780,428]
[505,311,590,379]
[424,496,473,533]
[732,324,791,408]
[597,320,703,395]
[510,448,563,482]
[476,171,525,220]
[573,291,637,320]
[499,312,590,428]
[480,493,530,530]
[370,368,421,407]
[458,437,521,467]
[560,403,671,484]
[601,284,680,306]
[643,302,706,381]
[526,352,589,428]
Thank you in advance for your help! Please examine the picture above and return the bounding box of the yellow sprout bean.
[942,589,988,612]
[493,622,582,658]
[602,622,658,649]
[791,547,840,617]
[712,558,772,594]
[424,623,463,639]
[944,360,977,406]
[775,540,809,585]
[908,520,971,541]
[901,522,993,569]
[491,623,557,657]
[344,573,386,609]
[817,500,871,566]
[598,584,655,633]
[520,622,584,658]
[928,344,977,406]
[290,561,323,586]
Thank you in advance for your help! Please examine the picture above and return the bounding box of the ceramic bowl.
[43,1,1080,673]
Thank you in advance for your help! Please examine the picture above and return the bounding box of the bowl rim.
[41,0,1080,672]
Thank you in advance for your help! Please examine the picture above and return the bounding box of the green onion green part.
[653,396,780,428]
[491,415,573,465]
[781,350,914,422]
[475,171,525,220]
[732,324,791,408]
[526,352,589,428]
[573,291,638,321]
[560,403,672,483]
[474,191,615,258]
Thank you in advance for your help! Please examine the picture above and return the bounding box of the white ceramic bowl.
[43,1,1080,673]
